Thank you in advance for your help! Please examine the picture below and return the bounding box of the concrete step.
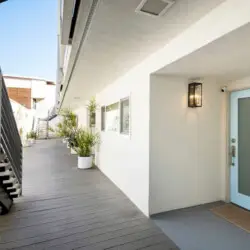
[10,188,21,199]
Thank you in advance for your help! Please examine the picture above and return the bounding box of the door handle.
[231,145,236,166]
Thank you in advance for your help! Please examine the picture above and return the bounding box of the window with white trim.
[106,102,119,132]
[120,98,130,134]
[101,106,106,131]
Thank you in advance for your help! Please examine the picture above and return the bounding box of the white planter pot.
[71,148,77,154]
[24,140,32,147]
[62,138,67,144]
[67,143,70,149]
[78,156,92,169]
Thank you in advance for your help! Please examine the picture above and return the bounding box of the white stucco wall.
[74,105,88,127]
[60,0,250,217]
[149,75,224,215]
[95,75,150,216]
[227,76,250,92]
[10,99,35,142]
[4,78,32,88]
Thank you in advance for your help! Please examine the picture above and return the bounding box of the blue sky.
[0,0,57,81]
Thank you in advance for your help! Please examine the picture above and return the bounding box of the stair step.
[0,169,14,177]
[6,183,20,193]
[0,169,14,181]
[3,177,17,187]
[10,188,21,199]
[0,162,10,172]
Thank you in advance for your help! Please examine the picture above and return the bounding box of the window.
[89,111,96,127]
[101,106,106,131]
[120,98,130,134]
[106,102,119,132]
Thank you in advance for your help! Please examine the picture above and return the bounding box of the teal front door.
[230,89,250,210]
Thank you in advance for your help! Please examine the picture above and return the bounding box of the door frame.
[225,85,250,204]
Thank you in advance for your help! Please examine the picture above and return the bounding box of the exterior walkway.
[0,139,178,250]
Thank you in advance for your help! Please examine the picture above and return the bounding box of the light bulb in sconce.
[188,82,202,108]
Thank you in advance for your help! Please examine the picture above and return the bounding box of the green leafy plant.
[86,97,97,127]
[74,128,100,157]
[48,126,55,132]
[60,108,78,129]
[26,131,37,139]
[56,122,67,137]
[56,108,78,138]
[68,128,78,148]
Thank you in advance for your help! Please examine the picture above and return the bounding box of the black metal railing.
[0,69,22,185]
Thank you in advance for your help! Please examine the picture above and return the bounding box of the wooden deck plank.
[0,140,178,250]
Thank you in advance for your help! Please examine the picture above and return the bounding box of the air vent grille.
[136,0,175,17]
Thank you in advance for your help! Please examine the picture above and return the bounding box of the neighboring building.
[4,75,56,113]
[4,75,56,139]
[57,0,250,216]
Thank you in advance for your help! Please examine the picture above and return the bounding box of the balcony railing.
[0,68,23,214]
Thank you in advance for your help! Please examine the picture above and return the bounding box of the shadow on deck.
[0,139,178,250]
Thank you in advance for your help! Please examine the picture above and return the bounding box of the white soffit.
[61,0,75,45]
[62,0,227,105]
[156,23,250,81]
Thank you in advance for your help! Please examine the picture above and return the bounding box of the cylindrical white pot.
[78,156,92,169]
[25,140,32,147]
[71,148,77,154]
[63,138,69,144]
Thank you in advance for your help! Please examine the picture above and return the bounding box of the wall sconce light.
[188,82,202,108]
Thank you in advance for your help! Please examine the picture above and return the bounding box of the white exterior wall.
[94,75,150,216]
[149,75,224,214]
[10,99,35,142]
[4,78,32,88]
[33,84,56,119]
[74,105,88,127]
[31,80,47,99]
[60,0,250,216]
[227,76,250,92]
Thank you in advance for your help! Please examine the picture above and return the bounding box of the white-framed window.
[101,106,106,131]
[120,97,130,135]
[101,96,130,136]
[105,102,119,132]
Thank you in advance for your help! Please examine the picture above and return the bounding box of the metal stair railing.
[0,68,23,214]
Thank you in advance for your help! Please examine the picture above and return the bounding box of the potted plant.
[29,131,37,144]
[68,130,78,154]
[86,97,97,128]
[26,132,33,146]
[56,108,78,145]
[74,128,99,169]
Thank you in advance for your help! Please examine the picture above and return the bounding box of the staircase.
[0,68,23,215]
[36,119,48,139]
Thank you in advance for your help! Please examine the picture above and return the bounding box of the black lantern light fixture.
[188,82,202,108]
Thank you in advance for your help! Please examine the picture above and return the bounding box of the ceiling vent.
[136,0,175,17]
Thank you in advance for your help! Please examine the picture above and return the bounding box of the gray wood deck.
[0,139,179,250]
